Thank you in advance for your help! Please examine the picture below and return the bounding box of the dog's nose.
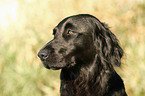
[38,50,48,61]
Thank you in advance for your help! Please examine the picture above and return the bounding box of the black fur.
[38,14,127,96]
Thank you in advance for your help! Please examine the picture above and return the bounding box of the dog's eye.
[67,30,73,35]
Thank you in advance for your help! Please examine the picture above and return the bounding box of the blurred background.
[0,0,145,96]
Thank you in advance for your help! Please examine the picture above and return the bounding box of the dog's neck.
[60,57,113,95]
[60,54,113,81]
[60,62,113,88]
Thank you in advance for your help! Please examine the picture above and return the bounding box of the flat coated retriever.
[38,14,127,96]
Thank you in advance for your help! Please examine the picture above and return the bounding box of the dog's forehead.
[56,16,93,32]
[66,16,91,26]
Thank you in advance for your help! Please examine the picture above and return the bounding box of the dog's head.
[38,14,123,70]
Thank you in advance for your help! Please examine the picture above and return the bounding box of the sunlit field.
[0,0,145,96]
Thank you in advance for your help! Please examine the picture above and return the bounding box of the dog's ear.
[93,19,123,67]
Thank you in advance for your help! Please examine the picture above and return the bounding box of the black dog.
[38,14,127,96]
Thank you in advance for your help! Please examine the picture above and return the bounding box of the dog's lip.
[42,61,50,69]
[49,67,61,70]
[41,61,62,70]
[45,65,62,70]
[41,60,75,70]
[43,64,50,69]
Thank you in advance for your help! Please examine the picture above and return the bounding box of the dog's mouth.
[41,61,61,70]
[43,64,61,70]
[41,60,76,70]
[43,64,62,70]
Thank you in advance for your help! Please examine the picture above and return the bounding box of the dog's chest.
[60,80,100,96]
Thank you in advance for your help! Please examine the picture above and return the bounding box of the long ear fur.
[93,19,123,67]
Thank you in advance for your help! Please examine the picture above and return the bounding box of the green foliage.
[0,0,145,96]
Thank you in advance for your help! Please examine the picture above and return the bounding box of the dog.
[38,14,127,96]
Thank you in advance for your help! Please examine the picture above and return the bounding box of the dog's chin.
[42,61,76,70]
[42,63,61,70]
[42,61,65,70]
